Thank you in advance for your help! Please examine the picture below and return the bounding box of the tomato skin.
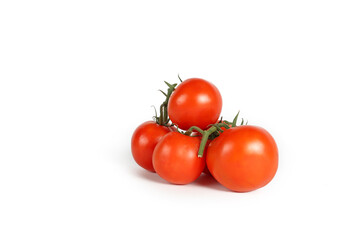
[131,121,172,172]
[168,78,222,130]
[153,132,205,184]
[207,125,278,192]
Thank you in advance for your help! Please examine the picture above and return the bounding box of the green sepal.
[159,90,167,97]
[232,111,240,127]
[178,74,183,82]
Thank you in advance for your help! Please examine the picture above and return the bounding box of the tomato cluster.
[131,77,278,192]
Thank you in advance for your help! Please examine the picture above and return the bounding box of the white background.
[1,0,359,239]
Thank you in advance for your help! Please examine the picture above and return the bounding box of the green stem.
[164,104,168,124]
[157,81,177,126]
[181,122,232,157]
[216,123,231,129]
[158,103,165,125]
[197,126,218,157]
[184,126,204,136]
[184,113,246,157]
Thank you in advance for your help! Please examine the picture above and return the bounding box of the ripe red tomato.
[168,78,222,130]
[131,121,173,172]
[207,125,278,192]
[152,132,205,184]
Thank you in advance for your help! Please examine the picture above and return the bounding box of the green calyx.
[222,111,248,127]
[153,81,177,126]
[184,111,248,158]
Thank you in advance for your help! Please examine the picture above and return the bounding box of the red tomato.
[207,125,278,192]
[168,78,222,130]
[131,121,173,172]
[153,132,205,184]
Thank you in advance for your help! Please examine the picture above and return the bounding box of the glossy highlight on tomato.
[130,75,279,192]
[152,132,205,184]
[206,125,278,192]
[131,121,173,172]
[168,78,222,130]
